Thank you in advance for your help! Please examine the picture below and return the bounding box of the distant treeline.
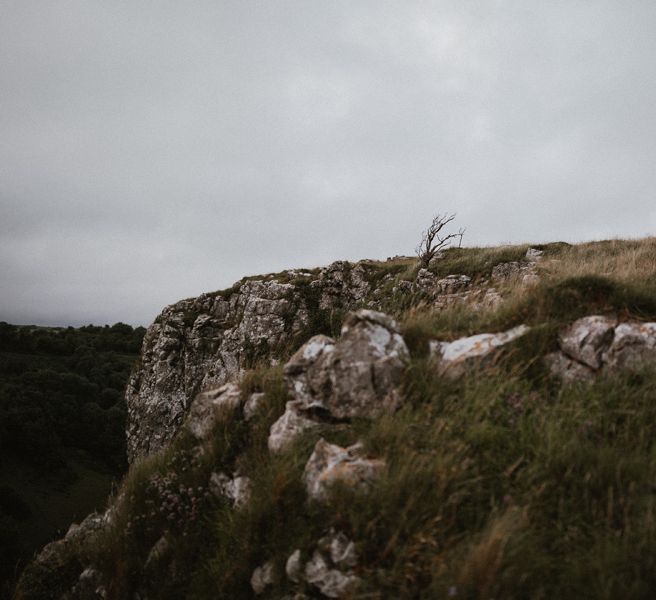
[0,321,145,472]
[0,321,145,594]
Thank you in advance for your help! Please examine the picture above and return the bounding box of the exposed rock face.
[491,260,539,285]
[415,268,438,293]
[185,382,242,440]
[269,310,409,450]
[430,325,530,377]
[433,286,503,312]
[436,274,472,294]
[491,261,524,281]
[414,271,473,297]
[127,262,377,462]
[303,439,386,502]
[547,316,656,382]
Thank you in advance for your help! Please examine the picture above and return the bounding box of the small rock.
[525,247,544,261]
[325,531,358,570]
[144,535,171,571]
[286,549,303,583]
[244,392,266,420]
[186,382,242,439]
[415,268,437,292]
[72,567,106,600]
[491,262,524,281]
[559,316,617,370]
[209,472,251,507]
[436,274,471,294]
[303,439,386,502]
[304,549,361,598]
[251,561,275,595]
[430,325,530,377]
[268,401,320,453]
[491,261,538,285]
[393,280,413,294]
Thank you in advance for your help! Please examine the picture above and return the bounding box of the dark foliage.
[0,321,144,596]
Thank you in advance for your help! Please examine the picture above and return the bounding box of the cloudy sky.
[2,1,656,326]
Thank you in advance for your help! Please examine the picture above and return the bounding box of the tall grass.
[41,237,656,599]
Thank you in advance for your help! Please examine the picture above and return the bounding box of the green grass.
[18,239,656,599]
[76,355,656,599]
[428,245,531,279]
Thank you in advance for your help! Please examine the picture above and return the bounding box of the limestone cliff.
[126,261,375,462]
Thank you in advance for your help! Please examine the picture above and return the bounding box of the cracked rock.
[303,439,385,502]
[548,317,656,381]
[304,531,361,598]
[559,316,617,370]
[430,325,530,377]
[285,310,409,420]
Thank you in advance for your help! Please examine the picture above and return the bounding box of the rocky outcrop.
[303,439,385,502]
[286,310,408,419]
[491,261,539,286]
[268,310,409,451]
[547,316,656,382]
[127,262,377,462]
[126,252,529,462]
[286,531,361,598]
[14,513,107,600]
[558,316,616,370]
[430,325,530,377]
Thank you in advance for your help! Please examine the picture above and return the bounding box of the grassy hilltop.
[15,238,656,599]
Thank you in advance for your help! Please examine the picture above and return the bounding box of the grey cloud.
[2,1,656,326]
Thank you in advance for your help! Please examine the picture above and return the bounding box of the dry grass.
[539,237,656,281]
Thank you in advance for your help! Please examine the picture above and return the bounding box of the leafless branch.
[416,213,465,268]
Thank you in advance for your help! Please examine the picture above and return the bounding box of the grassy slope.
[38,238,656,599]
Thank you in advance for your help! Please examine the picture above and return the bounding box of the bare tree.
[416,213,465,268]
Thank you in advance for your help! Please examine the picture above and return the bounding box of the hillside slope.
[15,239,656,600]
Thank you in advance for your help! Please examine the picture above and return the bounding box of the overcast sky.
[2,1,656,327]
